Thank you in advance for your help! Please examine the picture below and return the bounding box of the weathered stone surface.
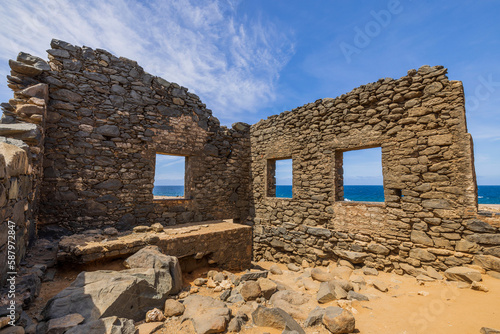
[65,316,135,334]
[257,277,277,299]
[317,281,347,303]
[251,306,305,334]
[50,89,83,103]
[347,290,369,301]
[373,280,388,292]
[409,248,437,262]
[330,266,353,280]
[411,230,434,246]
[444,267,482,283]
[124,246,182,294]
[96,125,120,137]
[334,250,368,264]
[240,270,268,281]
[481,327,500,334]
[0,142,28,177]
[136,322,164,334]
[304,306,326,327]
[46,313,84,334]
[367,243,390,255]
[322,306,355,334]
[95,179,122,190]
[145,308,165,323]
[311,268,334,282]
[182,295,231,334]
[9,59,43,76]
[467,220,496,233]
[467,234,500,245]
[473,255,500,272]
[42,266,177,321]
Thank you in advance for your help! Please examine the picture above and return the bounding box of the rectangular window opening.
[153,153,187,200]
[267,158,293,198]
[336,147,384,202]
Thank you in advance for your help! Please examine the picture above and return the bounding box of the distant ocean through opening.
[153,185,500,204]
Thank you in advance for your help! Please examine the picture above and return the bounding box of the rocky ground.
[1,241,500,334]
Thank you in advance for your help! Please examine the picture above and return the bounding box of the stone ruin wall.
[251,65,500,275]
[31,40,251,233]
[1,40,500,285]
[0,53,50,284]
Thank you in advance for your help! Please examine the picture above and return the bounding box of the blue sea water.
[154,185,500,204]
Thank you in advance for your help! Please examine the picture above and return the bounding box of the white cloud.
[0,0,294,124]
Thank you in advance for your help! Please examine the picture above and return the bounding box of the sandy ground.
[26,258,500,334]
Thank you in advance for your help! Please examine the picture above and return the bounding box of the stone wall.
[251,65,500,275]
[0,53,49,284]
[32,39,250,232]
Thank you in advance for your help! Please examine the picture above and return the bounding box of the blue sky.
[1,0,499,185]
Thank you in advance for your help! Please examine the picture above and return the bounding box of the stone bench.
[57,220,252,271]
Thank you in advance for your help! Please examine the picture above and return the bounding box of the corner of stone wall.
[0,52,49,285]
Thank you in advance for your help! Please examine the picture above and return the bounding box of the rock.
[444,267,482,283]
[103,227,118,236]
[467,220,497,233]
[240,270,268,281]
[227,316,244,332]
[46,313,84,334]
[42,266,178,322]
[400,263,426,277]
[287,263,301,272]
[182,295,231,334]
[416,275,435,282]
[467,234,500,245]
[194,278,207,286]
[65,316,135,334]
[207,278,217,288]
[220,280,232,290]
[322,306,356,334]
[311,268,334,282]
[251,306,305,334]
[95,179,122,190]
[164,299,185,317]
[123,245,182,294]
[304,306,326,327]
[474,255,500,272]
[362,267,379,276]
[270,265,283,275]
[0,142,28,177]
[373,280,388,292]
[367,243,390,255]
[269,290,310,320]
[0,327,24,334]
[409,248,437,262]
[151,223,164,232]
[481,328,500,334]
[330,266,353,280]
[96,124,120,137]
[191,286,200,293]
[136,322,164,334]
[9,59,43,76]
[301,277,321,291]
[214,272,225,283]
[240,281,261,301]
[51,89,83,103]
[334,250,368,264]
[487,271,500,280]
[411,231,434,246]
[347,291,369,301]
[145,308,165,322]
[471,281,489,292]
[317,281,347,303]
[258,277,277,299]
[425,266,443,280]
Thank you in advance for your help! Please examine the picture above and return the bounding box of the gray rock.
[322,306,355,334]
[46,313,84,334]
[83,71,109,82]
[252,306,305,334]
[410,230,434,246]
[124,246,182,294]
[362,266,379,276]
[270,265,283,275]
[96,125,120,137]
[467,220,496,233]
[240,270,268,281]
[373,280,388,292]
[65,316,135,334]
[181,295,231,334]
[287,263,301,272]
[47,49,70,58]
[51,39,78,51]
[0,326,24,334]
[334,250,368,264]
[257,277,277,299]
[269,290,310,320]
[227,316,244,332]
[481,327,500,334]
[311,268,334,282]
[444,267,482,283]
[409,248,437,262]
[304,306,326,327]
[467,234,500,245]
[347,290,369,301]
[367,243,390,255]
[95,179,122,190]
[473,255,500,272]
[51,89,83,103]
[9,59,43,76]
[42,266,177,322]
[16,52,50,70]
[317,281,347,303]
[484,246,500,258]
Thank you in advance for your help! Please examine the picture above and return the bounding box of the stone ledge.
[57,220,252,271]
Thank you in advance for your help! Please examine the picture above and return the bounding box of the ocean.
[153,185,500,204]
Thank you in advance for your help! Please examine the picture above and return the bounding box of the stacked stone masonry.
[1,39,499,285]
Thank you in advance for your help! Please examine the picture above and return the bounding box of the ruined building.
[1,39,499,286]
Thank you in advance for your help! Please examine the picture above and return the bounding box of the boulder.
[46,314,84,334]
[322,306,356,334]
[444,267,482,283]
[287,263,301,272]
[124,245,182,294]
[181,295,231,334]
[251,306,305,334]
[330,266,353,280]
[311,268,334,282]
[317,281,348,303]
[270,265,283,275]
[334,250,368,264]
[257,277,277,299]
[164,299,185,317]
[362,267,379,276]
[347,291,369,301]
[473,255,500,272]
[65,316,135,334]
[270,290,310,320]
[42,266,178,322]
[240,270,268,281]
[240,281,261,301]
[304,307,326,327]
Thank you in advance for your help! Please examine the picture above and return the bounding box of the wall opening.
[153,153,187,199]
[335,147,384,202]
[267,158,293,198]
